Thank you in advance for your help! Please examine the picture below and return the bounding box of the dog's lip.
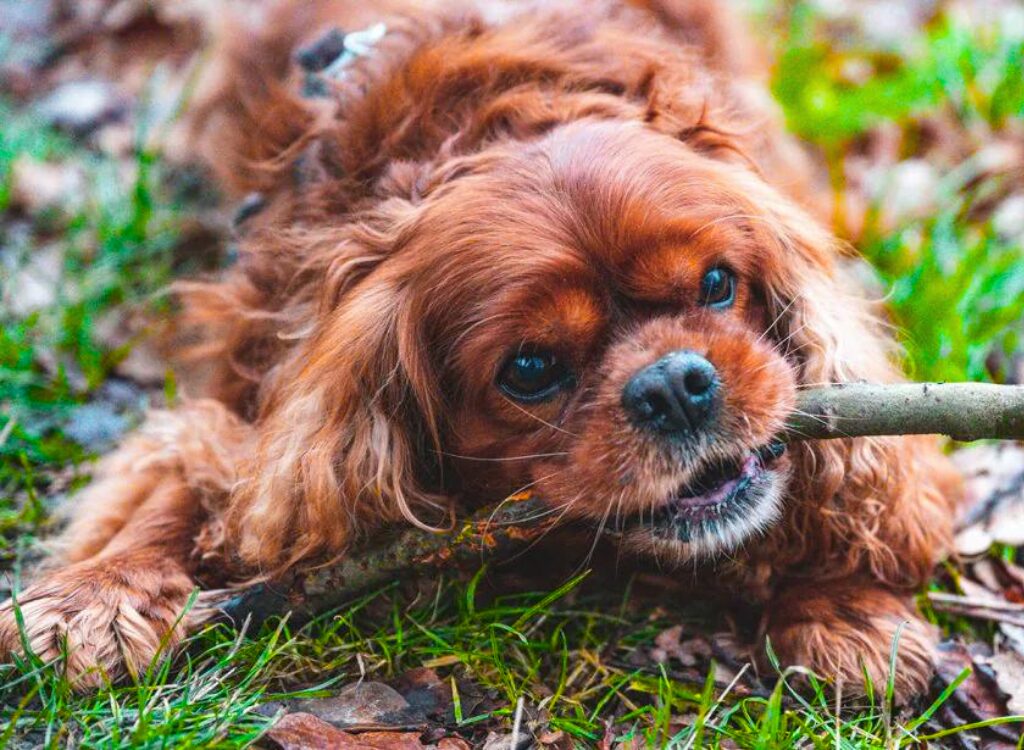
[668,440,786,511]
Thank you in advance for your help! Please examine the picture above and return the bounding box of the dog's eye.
[497,348,573,403]
[699,267,736,309]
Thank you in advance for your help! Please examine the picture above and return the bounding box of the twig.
[789,382,1024,442]
[207,493,561,627]
[211,382,1024,625]
[926,592,1024,627]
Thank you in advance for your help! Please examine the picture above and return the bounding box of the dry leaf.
[536,729,573,749]
[435,740,471,750]
[933,640,1020,744]
[2,243,63,317]
[392,668,451,725]
[35,79,126,135]
[955,525,994,556]
[265,713,429,750]
[981,651,1024,715]
[651,625,711,667]
[993,194,1024,244]
[10,156,85,215]
[952,444,1024,554]
[999,623,1024,654]
[266,682,425,731]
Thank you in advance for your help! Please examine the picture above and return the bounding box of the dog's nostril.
[622,350,719,434]
[644,390,671,421]
[683,365,714,396]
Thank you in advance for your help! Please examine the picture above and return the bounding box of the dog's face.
[386,120,809,559]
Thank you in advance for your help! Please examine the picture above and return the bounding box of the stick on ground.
[210,381,1024,625]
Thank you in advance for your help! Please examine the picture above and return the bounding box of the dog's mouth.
[624,440,788,552]
[668,441,786,518]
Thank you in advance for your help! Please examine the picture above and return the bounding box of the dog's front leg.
[761,578,937,702]
[0,401,249,689]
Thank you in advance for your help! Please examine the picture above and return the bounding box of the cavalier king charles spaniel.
[0,0,962,699]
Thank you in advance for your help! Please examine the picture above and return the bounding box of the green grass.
[2,2,1024,747]
[3,576,1012,748]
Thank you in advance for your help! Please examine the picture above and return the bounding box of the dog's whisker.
[436,451,570,462]
[788,407,864,422]
[500,395,579,437]
[481,471,563,534]
[577,502,615,575]
[769,321,808,356]
[498,482,591,563]
[795,380,848,389]
[756,294,801,346]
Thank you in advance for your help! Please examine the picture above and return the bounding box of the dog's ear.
[759,202,959,587]
[224,237,449,573]
[732,177,895,388]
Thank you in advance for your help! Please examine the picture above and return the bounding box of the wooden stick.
[789,382,1024,442]
[207,494,559,628]
[210,382,1024,625]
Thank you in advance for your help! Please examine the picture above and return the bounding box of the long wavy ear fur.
[224,256,450,574]
[759,197,962,587]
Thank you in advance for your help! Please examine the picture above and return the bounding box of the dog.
[0,0,961,699]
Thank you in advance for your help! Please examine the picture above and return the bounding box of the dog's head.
[430,121,802,558]
[220,115,897,571]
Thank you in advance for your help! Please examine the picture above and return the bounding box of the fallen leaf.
[933,640,1021,744]
[969,558,1005,593]
[993,194,1024,244]
[265,713,429,750]
[271,682,426,731]
[536,729,573,749]
[955,525,993,557]
[958,576,1005,603]
[2,243,63,317]
[393,668,452,724]
[980,651,1024,715]
[63,402,129,451]
[952,444,1024,554]
[965,557,1024,606]
[35,79,127,135]
[651,625,711,667]
[435,739,471,750]
[9,156,85,216]
[864,158,940,227]
[999,623,1024,654]
[113,337,168,386]
[480,732,532,750]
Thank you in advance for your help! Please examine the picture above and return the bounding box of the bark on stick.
[789,382,1024,442]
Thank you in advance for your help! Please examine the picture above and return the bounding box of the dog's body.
[1,0,961,697]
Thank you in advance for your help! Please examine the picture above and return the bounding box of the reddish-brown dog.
[0,0,961,697]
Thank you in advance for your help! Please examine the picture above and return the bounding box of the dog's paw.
[764,583,937,703]
[0,555,196,689]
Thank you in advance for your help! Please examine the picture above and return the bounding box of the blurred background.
[0,1,1022,747]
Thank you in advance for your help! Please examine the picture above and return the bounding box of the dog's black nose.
[621,350,718,434]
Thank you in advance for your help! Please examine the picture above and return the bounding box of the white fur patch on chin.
[685,475,785,558]
[625,470,787,563]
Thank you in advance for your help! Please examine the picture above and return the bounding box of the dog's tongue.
[673,442,786,508]
[674,455,750,507]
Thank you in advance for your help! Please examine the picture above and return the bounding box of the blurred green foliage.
[772,3,1024,383]
[774,9,1024,142]
[0,99,182,539]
